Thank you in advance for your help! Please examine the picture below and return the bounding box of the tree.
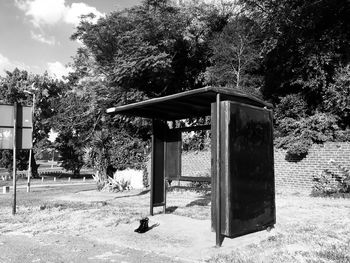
[241,0,350,102]
[0,69,65,176]
[238,0,350,156]
[323,65,350,130]
[61,0,230,186]
[70,0,229,98]
[50,88,100,175]
[205,15,263,93]
[54,130,85,176]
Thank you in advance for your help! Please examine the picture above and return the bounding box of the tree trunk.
[31,153,39,178]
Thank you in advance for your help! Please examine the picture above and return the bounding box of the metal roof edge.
[106,86,273,115]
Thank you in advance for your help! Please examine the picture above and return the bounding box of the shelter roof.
[106,87,272,120]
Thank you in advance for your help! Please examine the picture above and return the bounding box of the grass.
[0,185,349,262]
[207,193,350,263]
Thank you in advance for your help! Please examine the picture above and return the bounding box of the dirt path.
[0,233,189,263]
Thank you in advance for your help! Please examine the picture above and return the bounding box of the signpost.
[12,103,17,215]
[0,104,33,215]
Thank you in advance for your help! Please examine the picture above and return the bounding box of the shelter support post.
[12,103,17,215]
[150,133,154,216]
[211,94,224,247]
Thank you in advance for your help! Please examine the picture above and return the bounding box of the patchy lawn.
[0,183,349,262]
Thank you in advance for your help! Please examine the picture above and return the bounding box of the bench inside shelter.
[107,86,276,247]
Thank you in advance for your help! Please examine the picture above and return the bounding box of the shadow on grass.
[166,206,178,213]
[186,192,211,207]
[186,198,210,207]
[111,189,150,200]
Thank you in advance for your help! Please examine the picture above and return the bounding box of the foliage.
[92,173,130,192]
[274,94,308,121]
[275,113,343,158]
[54,130,85,176]
[83,131,114,181]
[312,160,350,196]
[109,128,149,171]
[236,0,350,157]
[182,130,211,152]
[241,0,350,101]
[63,0,229,186]
[0,69,66,176]
[50,83,102,175]
[322,65,350,129]
[70,0,229,98]
[205,15,263,94]
[0,150,29,173]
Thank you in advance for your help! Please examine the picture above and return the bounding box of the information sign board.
[0,104,32,149]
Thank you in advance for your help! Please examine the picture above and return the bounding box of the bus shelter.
[107,87,275,246]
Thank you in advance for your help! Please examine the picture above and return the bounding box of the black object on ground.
[134,217,149,233]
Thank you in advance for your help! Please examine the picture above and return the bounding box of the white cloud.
[0,53,12,76]
[0,53,31,76]
[63,3,103,26]
[47,61,72,80]
[30,31,56,45]
[15,0,66,27]
[15,0,104,28]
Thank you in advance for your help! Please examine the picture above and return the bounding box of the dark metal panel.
[164,129,182,180]
[151,120,167,208]
[220,101,275,238]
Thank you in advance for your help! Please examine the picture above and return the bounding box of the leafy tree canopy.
[237,0,350,156]
[0,69,67,175]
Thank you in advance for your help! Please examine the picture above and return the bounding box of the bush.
[312,160,350,196]
[274,89,350,160]
[275,113,342,158]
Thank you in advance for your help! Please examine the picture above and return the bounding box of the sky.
[0,0,141,79]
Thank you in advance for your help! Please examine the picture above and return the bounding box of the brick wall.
[146,142,350,193]
[274,142,350,192]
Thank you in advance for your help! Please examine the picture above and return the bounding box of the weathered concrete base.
[91,214,274,262]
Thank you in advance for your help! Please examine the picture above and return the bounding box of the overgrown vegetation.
[312,160,350,197]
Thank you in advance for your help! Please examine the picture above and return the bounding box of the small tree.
[54,130,85,176]
[205,15,262,93]
[84,130,113,181]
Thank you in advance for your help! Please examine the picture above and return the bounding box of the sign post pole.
[12,103,17,215]
[27,93,34,192]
